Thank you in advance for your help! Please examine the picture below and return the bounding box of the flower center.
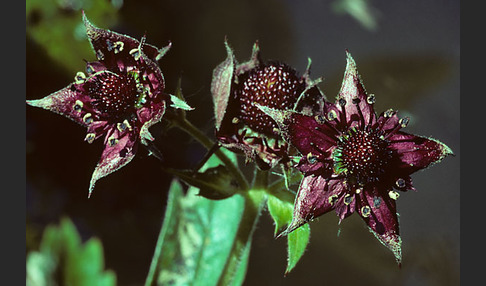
[333,128,390,185]
[85,71,140,120]
[234,62,304,135]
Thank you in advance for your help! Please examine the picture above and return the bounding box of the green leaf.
[26,217,116,286]
[285,223,310,275]
[146,149,248,286]
[267,192,311,274]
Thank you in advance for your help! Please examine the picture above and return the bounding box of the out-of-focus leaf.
[331,0,380,31]
[165,165,241,200]
[285,224,310,275]
[26,217,116,286]
[26,0,120,73]
[146,149,247,286]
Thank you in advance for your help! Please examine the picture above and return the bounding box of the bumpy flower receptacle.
[211,39,325,170]
[27,12,190,197]
[260,51,453,264]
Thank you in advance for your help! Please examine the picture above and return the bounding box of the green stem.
[172,116,249,190]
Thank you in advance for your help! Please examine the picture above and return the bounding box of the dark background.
[26,0,460,285]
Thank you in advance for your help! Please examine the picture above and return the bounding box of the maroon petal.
[358,186,402,264]
[295,156,333,177]
[258,106,338,157]
[26,86,91,127]
[82,11,162,65]
[388,131,453,174]
[334,191,357,222]
[89,128,139,197]
[138,101,166,145]
[336,51,376,128]
[280,175,345,236]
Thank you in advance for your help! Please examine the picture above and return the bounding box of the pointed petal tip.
[88,178,96,199]
[26,98,50,109]
[156,41,172,61]
[26,99,38,107]
[345,50,357,69]
[251,40,261,60]
[82,10,90,25]
[437,139,454,157]
[368,226,402,265]
[253,39,260,50]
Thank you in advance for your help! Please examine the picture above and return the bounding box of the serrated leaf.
[285,223,310,275]
[26,217,116,286]
[147,148,248,286]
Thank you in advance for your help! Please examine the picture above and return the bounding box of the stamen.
[343,193,353,205]
[361,206,371,217]
[383,122,403,140]
[399,117,410,128]
[327,109,338,121]
[366,94,376,105]
[85,133,96,144]
[309,141,334,156]
[338,98,347,127]
[108,137,119,147]
[352,97,366,130]
[306,152,318,164]
[376,109,396,132]
[75,72,86,84]
[83,113,93,124]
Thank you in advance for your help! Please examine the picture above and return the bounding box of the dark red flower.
[211,40,324,170]
[260,51,453,264]
[26,12,178,197]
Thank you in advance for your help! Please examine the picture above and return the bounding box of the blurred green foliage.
[26,217,116,286]
[26,0,120,73]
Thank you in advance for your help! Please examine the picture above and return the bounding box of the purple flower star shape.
[259,51,453,265]
[211,39,324,170]
[27,12,179,197]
